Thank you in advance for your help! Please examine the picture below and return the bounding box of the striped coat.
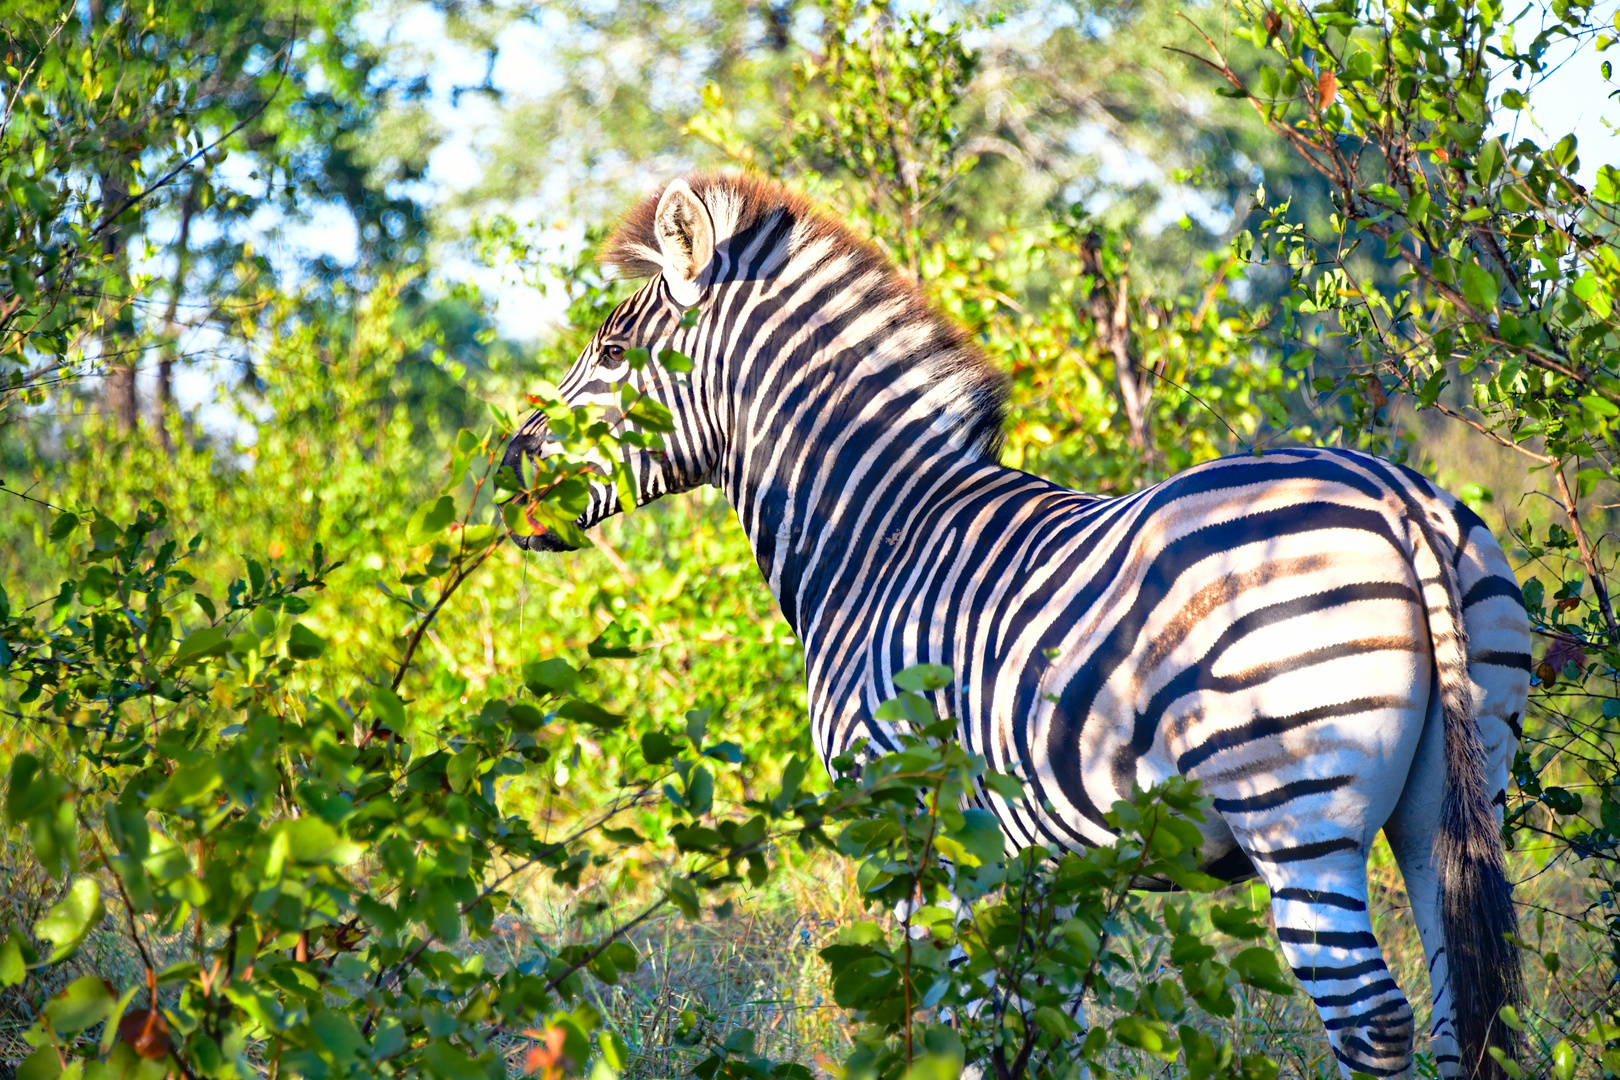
[502,173,1529,1079]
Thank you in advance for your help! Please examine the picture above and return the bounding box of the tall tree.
[0,0,438,435]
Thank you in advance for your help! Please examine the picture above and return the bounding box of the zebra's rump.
[818,446,1527,865]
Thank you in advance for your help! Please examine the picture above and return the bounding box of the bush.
[0,480,1290,1080]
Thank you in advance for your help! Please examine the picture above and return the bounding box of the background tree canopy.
[4,0,1620,1077]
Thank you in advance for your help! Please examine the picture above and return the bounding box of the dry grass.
[497,830,1601,1080]
[490,856,866,1079]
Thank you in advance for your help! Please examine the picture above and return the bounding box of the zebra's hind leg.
[1237,841,1416,1078]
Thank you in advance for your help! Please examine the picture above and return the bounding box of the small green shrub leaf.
[33,877,106,963]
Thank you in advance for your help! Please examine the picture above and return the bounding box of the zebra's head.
[501,179,720,551]
[501,172,1007,559]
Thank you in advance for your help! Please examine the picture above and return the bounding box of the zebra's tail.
[1418,519,1523,1079]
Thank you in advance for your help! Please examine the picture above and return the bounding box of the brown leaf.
[520,1026,573,1079]
[1317,70,1337,109]
[1263,10,1283,40]
[118,1009,173,1060]
[1542,637,1587,673]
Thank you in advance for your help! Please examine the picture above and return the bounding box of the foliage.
[1177,0,1620,1071]
[0,0,433,430]
[0,415,820,1080]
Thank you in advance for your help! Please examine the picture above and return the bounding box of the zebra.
[500,173,1529,1079]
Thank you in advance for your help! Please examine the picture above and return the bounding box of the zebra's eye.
[605,344,625,362]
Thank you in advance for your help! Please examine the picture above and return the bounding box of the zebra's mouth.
[513,528,578,553]
[499,425,582,553]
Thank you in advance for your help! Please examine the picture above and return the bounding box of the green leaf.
[1595,165,1620,204]
[1553,133,1579,169]
[16,1045,61,1080]
[1553,1039,1576,1080]
[1475,137,1505,186]
[43,975,115,1034]
[893,663,953,692]
[0,934,27,986]
[521,501,592,549]
[1111,1015,1174,1057]
[6,753,48,822]
[286,623,326,659]
[523,657,580,696]
[506,702,546,731]
[558,698,624,729]
[1408,188,1429,224]
[685,708,710,748]
[954,809,1004,866]
[587,620,640,658]
[1460,261,1499,311]
[668,877,702,919]
[1418,368,1449,408]
[625,396,675,432]
[1582,395,1619,418]
[277,817,363,866]
[1032,1005,1078,1039]
[641,731,678,765]
[685,767,715,816]
[1229,946,1295,995]
[171,625,228,665]
[370,685,407,729]
[311,1008,368,1063]
[98,984,140,1056]
[1209,902,1268,940]
[423,1039,488,1080]
[48,512,79,541]
[447,748,481,793]
[407,495,459,545]
[149,758,221,809]
[601,1031,630,1071]
[34,877,106,963]
[982,771,1026,802]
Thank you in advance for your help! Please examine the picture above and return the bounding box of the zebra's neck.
[706,256,1005,641]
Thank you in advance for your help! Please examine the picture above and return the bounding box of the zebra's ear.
[654,179,714,307]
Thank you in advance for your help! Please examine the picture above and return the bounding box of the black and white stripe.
[502,174,1528,1079]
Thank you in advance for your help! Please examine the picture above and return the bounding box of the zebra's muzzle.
[499,423,581,553]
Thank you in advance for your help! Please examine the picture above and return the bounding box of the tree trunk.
[90,0,138,431]
[1081,233,1149,450]
[100,166,138,432]
[155,171,202,454]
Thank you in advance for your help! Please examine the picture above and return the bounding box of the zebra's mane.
[602,172,1009,459]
